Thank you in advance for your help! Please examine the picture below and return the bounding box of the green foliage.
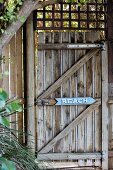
[0,116,10,126]
[6,100,22,113]
[0,0,23,34]
[0,88,22,169]
[0,88,40,169]
[0,88,22,127]
[0,0,3,3]
[66,0,89,3]
[0,157,16,170]
[0,88,7,101]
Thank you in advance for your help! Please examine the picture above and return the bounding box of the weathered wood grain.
[37,161,98,169]
[36,32,105,169]
[37,32,45,151]
[39,100,101,153]
[9,35,16,131]
[2,44,10,124]
[16,28,23,142]
[37,49,100,100]
[26,13,35,149]
[44,32,53,146]
[37,152,101,161]
[53,32,62,152]
[61,32,70,152]
[102,42,108,169]
[38,43,102,50]
[2,45,9,95]
[94,50,101,152]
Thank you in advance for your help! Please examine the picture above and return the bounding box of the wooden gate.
[35,32,108,169]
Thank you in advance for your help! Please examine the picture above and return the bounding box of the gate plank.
[39,99,101,153]
[69,32,76,152]
[37,32,45,151]
[37,152,101,161]
[10,35,16,131]
[44,33,53,146]
[94,51,101,152]
[37,161,97,169]
[16,28,23,142]
[76,33,86,159]
[37,49,100,100]
[102,42,108,169]
[38,43,102,50]
[61,32,70,152]
[52,32,62,152]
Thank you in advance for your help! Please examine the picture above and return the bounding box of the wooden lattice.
[34,0,107,31]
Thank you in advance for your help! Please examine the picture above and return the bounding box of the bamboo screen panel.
[34,0,107,31]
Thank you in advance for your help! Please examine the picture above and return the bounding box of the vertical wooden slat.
[37,32,45,151]
[62,32,70,152]
[2,45,10,123]
[94,50,101,152]
[45,32,53,145]
[26,13,35,149]
[10,35,16,98]
[86,32,93,162]
[69,32,76,153]
[102,42,108,169]
[77,32,86,166]
[108,104,113,170]
[75,32,78,153]
[16,28,23,142]
[53,32,62,152]
[2,45,9,94]
[107,0,113,95]
[9,35,16,130]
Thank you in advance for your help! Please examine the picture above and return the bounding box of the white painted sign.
[55,97,96,105]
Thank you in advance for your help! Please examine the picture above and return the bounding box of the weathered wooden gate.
[35,32,108,169]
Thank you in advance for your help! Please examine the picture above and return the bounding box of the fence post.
[102,42,108,170]
[26,12,35,151]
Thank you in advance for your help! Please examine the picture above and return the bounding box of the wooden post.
[102,42,108,169]
[26,13,35,150]
[107,0,113,96]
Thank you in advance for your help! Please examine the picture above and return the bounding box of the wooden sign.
[37,97,96,106]
[55,97,96,105]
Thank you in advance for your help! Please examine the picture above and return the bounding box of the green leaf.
[0,0,3,3]
[19,16,26,23]
[0,157,16,170]
[0,100,5,108]
[0,116,10,127]
[6,101,22,113]
[0,89,8,101]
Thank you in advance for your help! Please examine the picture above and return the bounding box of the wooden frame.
[102,42,108,169]
[39,100,101,153]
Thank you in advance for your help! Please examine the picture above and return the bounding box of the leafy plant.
[0,88,40,170]
[0,0,24,34]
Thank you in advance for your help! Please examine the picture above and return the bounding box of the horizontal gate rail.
[39,99,101,153]
[37,161,100,169]
[38,43,103,50]
[36,49,100,101]
[37,152,101,161]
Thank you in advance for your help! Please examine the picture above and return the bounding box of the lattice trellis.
[34,0,107,31]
